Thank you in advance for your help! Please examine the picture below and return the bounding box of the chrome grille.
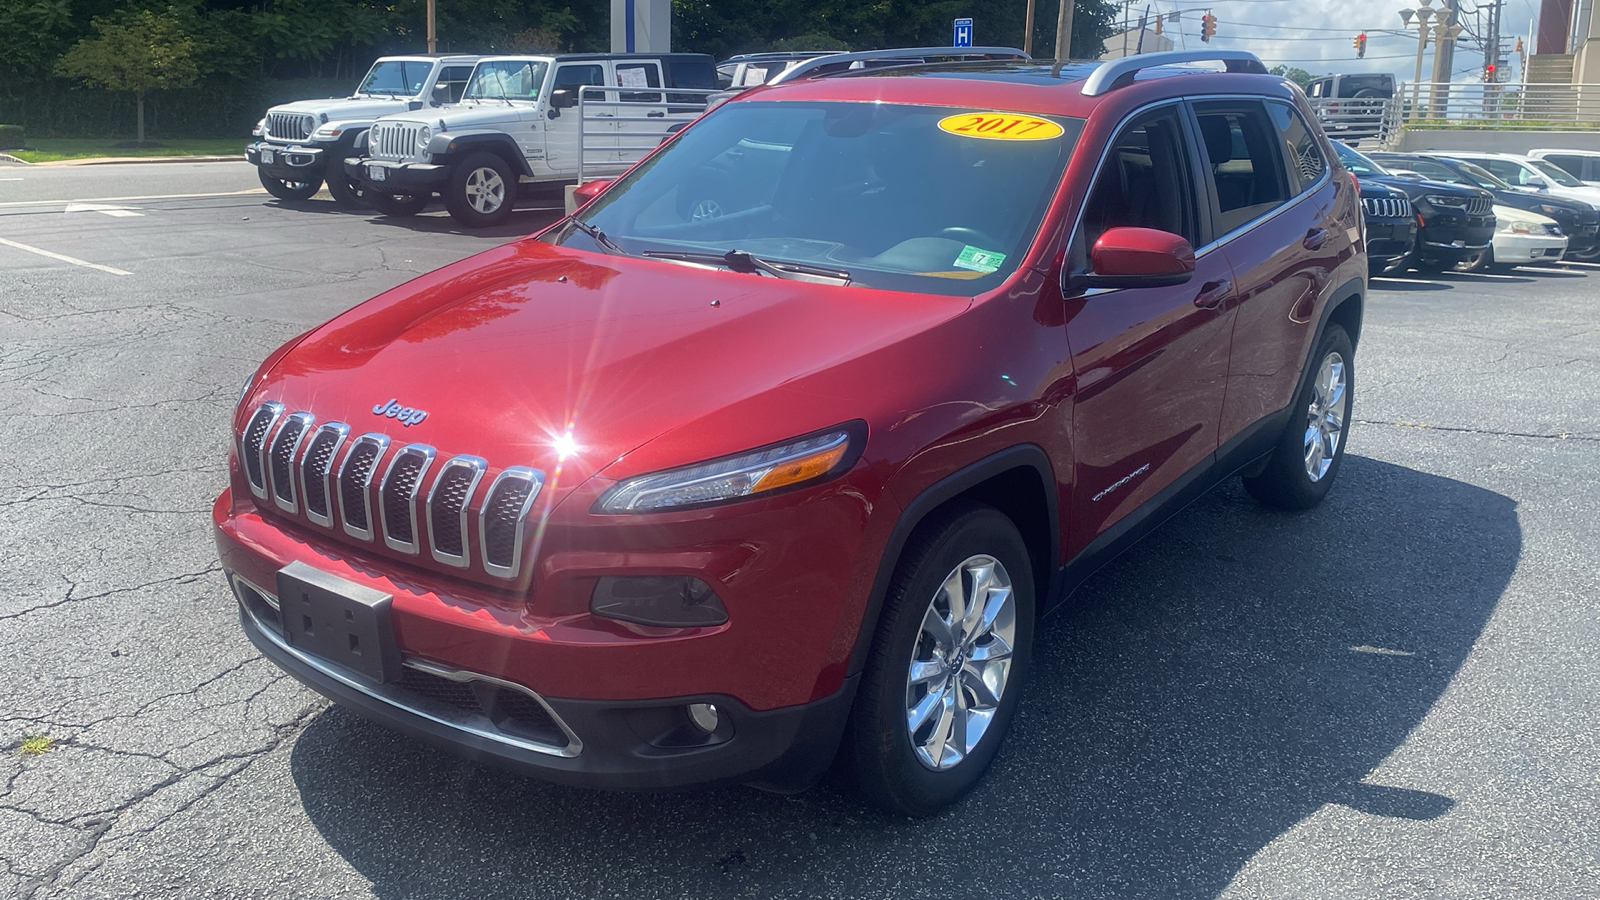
[269,412,314,512]
[479,468,545,578]
[1466,196,1493,217]
[379,444,436,554]
[369,121,426,161]
[266,112,311,142]
[300,423,349,527]
[337,434,390,541]
[240,403,284,499]
[1362,196,1411,219]
[427,456,486,566]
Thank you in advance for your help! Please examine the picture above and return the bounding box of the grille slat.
[427,456,486,566]
[337,434,390,540]
[268,413,313,512]
[1361,197,1411,219]
[240,403,284,499]
[266,112,310,142]
[380,444,436,554]
[479,468,545,578]
[1467,196,1493,217]
[300,423,349,527]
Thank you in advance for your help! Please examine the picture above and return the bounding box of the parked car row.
[1334,141,1600,275]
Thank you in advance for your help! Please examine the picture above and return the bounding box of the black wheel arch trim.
[441,134,534,178]
[847,444,1060,675]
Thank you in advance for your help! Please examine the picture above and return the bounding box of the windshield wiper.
[567,218,628,256]
[642,249,852,285]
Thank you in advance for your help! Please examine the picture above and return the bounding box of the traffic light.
[1353,32,1367,58]
[1201,13,1217,42]
[1484,63,1496,82]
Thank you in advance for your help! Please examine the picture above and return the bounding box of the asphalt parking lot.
[2,161,1597,899]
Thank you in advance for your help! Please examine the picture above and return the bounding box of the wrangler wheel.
[444,152,516,227]
[258,169,321,202]
[368,190,429,217]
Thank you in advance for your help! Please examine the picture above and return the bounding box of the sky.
[1110,0,1546,83]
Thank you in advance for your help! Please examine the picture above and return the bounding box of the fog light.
[687,702,719,733]
[590,576,727,627]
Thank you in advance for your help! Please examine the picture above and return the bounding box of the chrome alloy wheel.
[690,198,723,221]
[465,166,506,214]
[1303,351,1348,482]
[905,554,1017,772]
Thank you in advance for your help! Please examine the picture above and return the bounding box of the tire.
[1572,244,1600,262]
[444,151,517,227]
[1454,249,1489,272]
[257,168,322,202]
[325,168,367,209]
[367,190,429,217]
[1243,323,1354,511]
[1413,257,1449,273]
[842,501,1035,817]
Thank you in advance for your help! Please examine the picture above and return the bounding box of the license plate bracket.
[368,164,387,182]
[261,149,275,164]
[276,561,400,684]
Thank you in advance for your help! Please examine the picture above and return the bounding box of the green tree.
[1270,65,1315,90]
[54,8,201,143]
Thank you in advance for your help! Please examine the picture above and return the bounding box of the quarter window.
[1266,103,1327,192]
[1194,101,1293,235]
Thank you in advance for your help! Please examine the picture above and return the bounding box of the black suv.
[1333,141,1494,272]
[1370,152,1600,259]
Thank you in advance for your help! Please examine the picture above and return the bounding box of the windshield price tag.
[937,112,1064,141]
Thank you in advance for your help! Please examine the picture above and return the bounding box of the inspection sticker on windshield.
[938,112,1064,141]
[954,245,1006,273]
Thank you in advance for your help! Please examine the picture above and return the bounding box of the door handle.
[1193,280,1230,310]
[647,110,665,118]
[1303,227,1329,250]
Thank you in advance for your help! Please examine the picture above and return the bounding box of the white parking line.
[65,202,144,217]
[0,188,264,209]
[0,236,131,275]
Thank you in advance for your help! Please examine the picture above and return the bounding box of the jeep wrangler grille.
[370,121,426,161]
[266,113,310,142]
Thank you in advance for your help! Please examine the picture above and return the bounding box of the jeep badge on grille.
[372,398,428,427]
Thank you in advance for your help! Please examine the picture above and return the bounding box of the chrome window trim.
[241,402,285,501]
[337,432,391,542]
[478,466,546,579]
[300,422,350,528]
[232,578,581,758]
[379,443,437,555]
[1191,99,1334,256]
[426,455,487,568]
[269,412,315,514]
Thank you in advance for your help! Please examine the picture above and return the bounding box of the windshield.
[464,60,549,101]
[1527,158,1584,187]
[358,60,431,97]
[1333,142,1390,177]
[553,101,1084,296]
[1448,160,1512,191]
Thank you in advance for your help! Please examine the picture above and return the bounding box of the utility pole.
[1430,0,1459,84]
[427,0,437,53]
[1056,0,1076,61]
[1024,0,1036,55]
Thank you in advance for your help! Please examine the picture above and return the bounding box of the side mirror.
[1077,227,1196,291]
[431,83,451,106]
[1525,177,1548,189]
[571,178,614,209]
[551,89,579,110]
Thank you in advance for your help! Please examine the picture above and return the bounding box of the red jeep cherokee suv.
[216,49,1365,815]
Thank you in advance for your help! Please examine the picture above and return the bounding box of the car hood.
[268,96,417,122]
[421,100,536,131]
[249,238,971,497]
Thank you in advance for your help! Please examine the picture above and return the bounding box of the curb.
[0,153,28,165]
[33,154,245,167]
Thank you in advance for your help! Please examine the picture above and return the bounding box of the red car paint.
[216,62,1365,789]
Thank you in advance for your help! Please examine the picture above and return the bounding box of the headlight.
[1497,218,1537,234]
[1424,194,1468,209]
[596,425,862,513]
[416,126,431,150]
[1538,204,1565,217]
[300,115,317,134]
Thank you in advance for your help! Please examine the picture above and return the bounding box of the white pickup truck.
[344,53,716,226]
[247,55,480,206]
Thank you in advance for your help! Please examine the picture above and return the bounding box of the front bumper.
[232,570,857,791]
[1492,232,1568,265]
[1365,218,1418,270]
[345,157,449,195]
[1416,213,1494,263]
[247,140,330,180]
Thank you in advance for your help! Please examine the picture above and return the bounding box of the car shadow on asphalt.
[288,457,1520,899]
[262,197,565,240]
[1369,277,1453,292]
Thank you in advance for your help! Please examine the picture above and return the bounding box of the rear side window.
[1543,154,1593,181]
[1194,101,1293,235]
[1266,102,1327,192]
[555,64,604,88]
[1477,158,1533,185]
[1401,159,1464,184]
[665,60,716,90]
[1079,105,1200,249]
[436,66,474,103]
[1336,75,1392,98]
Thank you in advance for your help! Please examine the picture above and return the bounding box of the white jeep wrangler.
[345,53,716,227]
[247,55,481,206]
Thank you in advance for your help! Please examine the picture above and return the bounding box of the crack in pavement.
[1355,418,1600,442]
[0,565,223,623]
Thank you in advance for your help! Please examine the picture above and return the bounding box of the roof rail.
[768,46,1030,85]
[1079,50,1269,96]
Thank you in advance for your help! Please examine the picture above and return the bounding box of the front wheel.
[444,152,516,227]
[325,169,367,209]
[1243,323,1354,510]
[257,168,321,202]
[1571,244,1600,262]
[367,190,429,217]
[842,502,1034,817]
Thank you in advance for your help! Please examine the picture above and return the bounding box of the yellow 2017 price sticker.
[937,112,1065,141]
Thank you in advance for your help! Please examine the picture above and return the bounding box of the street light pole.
[1024,0,1036,55]
[1056,0,1076,61]
[1400,2,1436,120]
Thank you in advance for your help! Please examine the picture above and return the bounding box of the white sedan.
[1459,205,1568,272]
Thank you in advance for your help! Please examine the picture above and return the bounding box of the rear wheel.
[444,152,516,227]
[842,502,1034,817]
[368,190,429,217]
[257,168,321,202]
[325,169,367,209]
[1243,323,1354,510]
